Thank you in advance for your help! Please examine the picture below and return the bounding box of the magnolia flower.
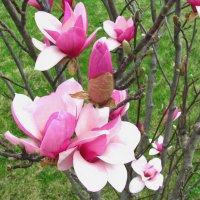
[58,104,141,192]
[129,156,163,193]
[103,16,135,49]
[4,78,83,158]
[34,2,100,71]
[110,90,129,120]
[149,136,163,155]
[187,0,200,12]
[88,39,114,106]
[32,37,50,51]
[163,107,181,124]
[28,0,54,10]
[62,0,74,7]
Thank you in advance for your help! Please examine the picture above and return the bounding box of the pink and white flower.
[58,104,141,192]
[129,156,163,193]
[187,0,200,12]
[4,78,83,158]
[34,2,100,71]
[163,107,181,124]
[110,90,129,120]
[28,0,54,10]
[149,136,163,155]
[103,16,135,49]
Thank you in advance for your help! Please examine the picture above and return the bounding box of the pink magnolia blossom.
[129,156,163,193]
[110,90,129,120]
[58,104,141,192]
[62,0,74,8]
[34,2,100,71]
[103,16,135,50]
[149,136,163,155]
[187,0,200,12]
[163,107,181,124]
[4,78,83,158]
[28,0,54,10]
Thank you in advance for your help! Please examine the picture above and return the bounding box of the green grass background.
[0,0,200,199]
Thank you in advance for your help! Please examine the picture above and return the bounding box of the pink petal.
[116,16,128,30]
[56,27,86,57]
[35,46,66,71]
[74,2,88,32]
[127,17,134,27]
[32,38,46,51]
[129,176,145,194]
[63,0,74,23]
[28,0,41,10]
[4,131,40,154]
[98,143,135,164]
[105,38,121,51]
[35,11,62,43]
[12,94,41,140]
[73,151,107,192]
[105,164,127,192]
[75,104,109,136]
[145,174,164,191]
[82,27,101,51]
[112,121,141,150]
[148,158,162,173]
[131,156,147,176]
[158,135,164,144]
[89,39,113,79]
[149,148,159,156]
[103,20,117,38]
[45,29,60,41]
[40,112,76,158]
[57,147,77,171]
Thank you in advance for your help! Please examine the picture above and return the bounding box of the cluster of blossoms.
[4,0,170,194]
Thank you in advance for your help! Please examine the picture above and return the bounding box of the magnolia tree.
[0,0,200,199]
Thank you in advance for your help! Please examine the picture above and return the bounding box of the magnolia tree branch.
[170,115,200,199]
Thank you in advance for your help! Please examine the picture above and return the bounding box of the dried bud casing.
[88,72,114,106]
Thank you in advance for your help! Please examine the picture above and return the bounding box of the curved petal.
[35,46,66,71]
[56,27,86,57]
[129,176,145,194]
[149,148,159,156]
[4,131,40,154]
[74,2,88,32]
[35,11,62,43]
[57,147,77,171]
[105,38,121,51]
[158,135,164,144]
[32,38,46,51]
[98,143,134,164]
[145,174,164,191]
[75,104,109,136]
[112,121,141,150]
[103,20,117,38]
[12,94,41,140]
[63,0,74,23]
[105,164,127,192]
[116,16,128,30]
[73,151,107,192]
[131,156,147,176]
[148,158,162,173]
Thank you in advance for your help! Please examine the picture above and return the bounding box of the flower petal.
[131,156,147,176]
[73,151,107,192]
[148,158,162,173]
[35,46,66,71]
[98,143,134,164]
[158,135,164,144]
[145,174,164,191]
[105,164,127,192]
[103,20,117,38]
[63,0,74,23]
[12,94,41,140]
[129,176,145,194]
[105,38,121,51]
[149,148,159,155]
[4,131,40,154]
[197,6,200,16]
[32,38,46,51]
[35,11,62,43]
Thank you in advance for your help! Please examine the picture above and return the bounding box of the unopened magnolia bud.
[173,125,177,130]
[88,72,114,106]
[123,40,132,55]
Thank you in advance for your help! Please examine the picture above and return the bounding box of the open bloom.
[34,2,100,71]
[129,156,163,193]
[4,78,83,158]
[187,0,200,12]
[110,90,129,120]
[88,39,114,106]
[58,104,141,192]
[103,16,135,49]
[149,136,163,155]
[28,0,54,10]
[163,107,181,124]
